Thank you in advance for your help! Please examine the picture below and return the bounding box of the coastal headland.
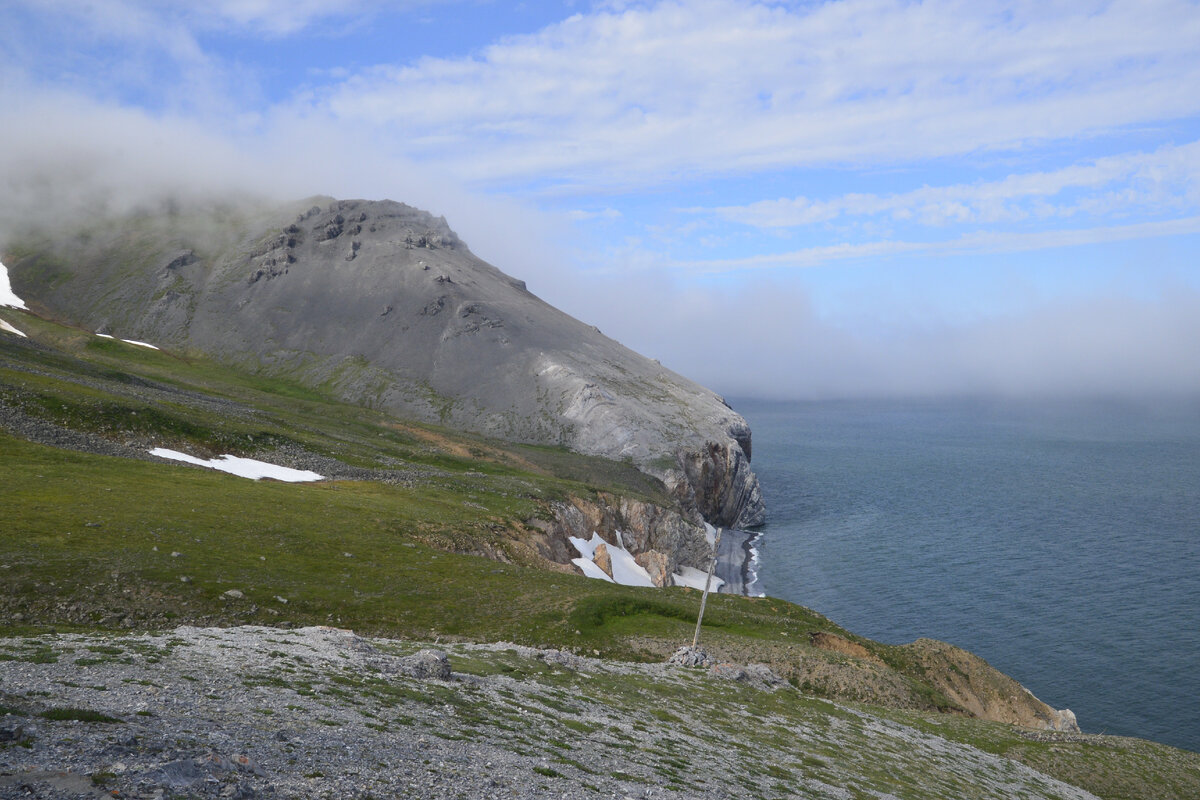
[3,200,1197,798]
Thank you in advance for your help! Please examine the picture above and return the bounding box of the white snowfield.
[570,531,723,591]
[149,448,324,482]
[672,565,723,592]
[97,332,160,350]
[570,532,655,587]
[0,318,26,338]
[0,259,28,310]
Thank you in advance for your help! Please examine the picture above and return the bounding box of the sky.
[2,0,1199,399]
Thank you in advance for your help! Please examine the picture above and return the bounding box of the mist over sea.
[737,397,1200,753]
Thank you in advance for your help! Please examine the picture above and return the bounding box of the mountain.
[4,197,763,531]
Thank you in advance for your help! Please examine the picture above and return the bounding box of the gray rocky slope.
[5,198,763,529]
[0,626,1106,800]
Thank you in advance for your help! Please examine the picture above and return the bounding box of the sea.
[734,396,1200,753]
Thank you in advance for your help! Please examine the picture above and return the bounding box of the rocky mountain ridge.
[4,198,763,533]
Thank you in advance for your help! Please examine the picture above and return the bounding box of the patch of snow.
[703,522,717,548]
[569,533,602,561]
[569,532,655,588]
[607,545,655,588]
[0,260,28,310]
[97,332,159,350]
[672,566,724,592]
[149,448,324,483]
[0,318,27,338]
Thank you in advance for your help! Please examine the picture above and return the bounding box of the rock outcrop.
[534,492,716,585]
[899,638,1081,732]
[5,197,764,529]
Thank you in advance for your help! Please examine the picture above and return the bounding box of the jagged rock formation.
[5,197,764,529]
[531,493,715,586]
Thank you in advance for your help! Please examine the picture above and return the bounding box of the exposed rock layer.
[6,197,764,528]
[535,492,714,586]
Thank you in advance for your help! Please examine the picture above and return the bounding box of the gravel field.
[0,626,1102,800]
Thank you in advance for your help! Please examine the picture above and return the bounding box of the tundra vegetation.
[2,307,1198,799]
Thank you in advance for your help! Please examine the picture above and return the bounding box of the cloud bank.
[2,0,1198,399]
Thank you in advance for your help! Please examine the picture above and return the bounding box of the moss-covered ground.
[2,306,1198,799]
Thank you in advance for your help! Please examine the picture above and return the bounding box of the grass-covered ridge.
[3,306,1198,798]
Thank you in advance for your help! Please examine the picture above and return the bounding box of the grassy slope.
[2,306,1197,799]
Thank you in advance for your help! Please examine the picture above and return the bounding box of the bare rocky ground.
[0,626,1103,800]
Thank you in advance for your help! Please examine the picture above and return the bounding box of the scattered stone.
[536,649,587,671]
[0,625,1113,800]
[0,724,29,743]
[710,662,786,688]
[221,590,244,600]
[668,646,711,668]
[394,649,451,680]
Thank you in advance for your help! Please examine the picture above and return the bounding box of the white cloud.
[703,141,1200,229]
[567,208,623,222]
[558,269,1200,400]
[3,0,1199,401]
[0,80,574,284]
[625,215,1200,276]
[202,0,381,35]
[313,0,1200,187]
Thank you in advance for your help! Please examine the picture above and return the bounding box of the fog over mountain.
[3,0,1198,401]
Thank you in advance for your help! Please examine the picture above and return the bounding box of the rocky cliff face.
[5,198,764,529]
[532,493,716,586]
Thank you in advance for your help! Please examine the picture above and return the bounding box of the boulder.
[395,648,451,680]
[634,550,674,588]
[592,543,614,578]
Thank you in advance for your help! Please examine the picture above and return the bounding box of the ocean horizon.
[736,395,1200,753]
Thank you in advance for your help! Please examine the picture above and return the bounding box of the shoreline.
[714,527,765,597]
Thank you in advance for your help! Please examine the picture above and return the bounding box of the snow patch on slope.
[0,260,28,310]
[1,318,26,338]
[97,333,160,350]
[569,532,655,587]
[150,448,324,482]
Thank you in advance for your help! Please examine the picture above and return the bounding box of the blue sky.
[3,0,1199,398]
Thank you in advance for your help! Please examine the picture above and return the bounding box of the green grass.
[0,313,847,661]
[3,308,1199,799]
[39,707,124,723]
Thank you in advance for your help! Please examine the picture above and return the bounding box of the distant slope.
[4,197,763,529]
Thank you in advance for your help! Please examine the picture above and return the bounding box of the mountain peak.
[5,197,764,529]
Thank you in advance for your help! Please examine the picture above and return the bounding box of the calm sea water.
[736,397,1200,753]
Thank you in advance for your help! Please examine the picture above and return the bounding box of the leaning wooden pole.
[691,526,723,648]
